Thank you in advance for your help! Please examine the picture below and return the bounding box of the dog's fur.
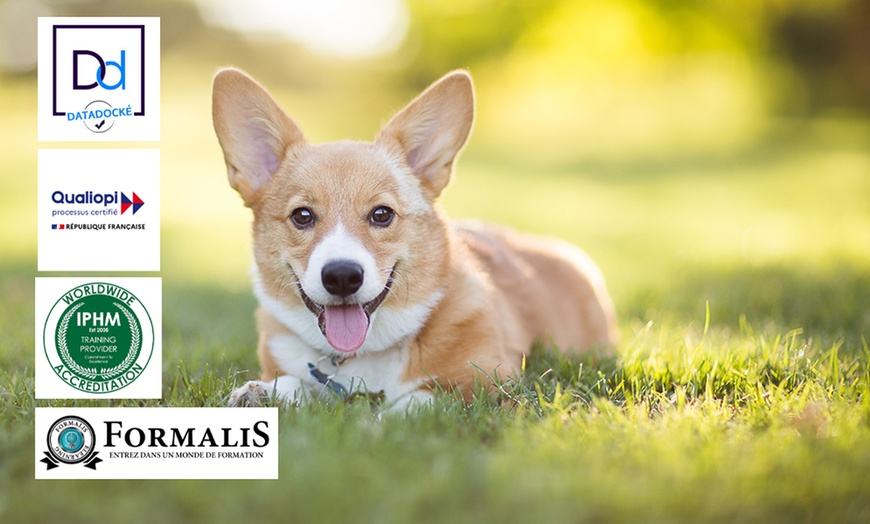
[213,69,617,410]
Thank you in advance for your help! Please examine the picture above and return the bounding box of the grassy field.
[2,66,870,521]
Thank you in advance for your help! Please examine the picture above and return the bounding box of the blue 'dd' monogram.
[72,50,126,91]
[59,427,84,453]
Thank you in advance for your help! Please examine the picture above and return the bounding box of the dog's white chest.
[265,331,425,405]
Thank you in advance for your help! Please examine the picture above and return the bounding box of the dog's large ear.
[377,71,474,200]
[212,68,304,207]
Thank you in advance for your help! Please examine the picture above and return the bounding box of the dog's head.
[212,69,474,354]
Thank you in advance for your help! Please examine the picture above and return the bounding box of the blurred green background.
[2,0,870,348]
[2,0,868,339]
[1,1,870,521]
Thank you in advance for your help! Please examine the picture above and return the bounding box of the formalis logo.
[41,416,102,471]
[35,408,279,480]
[36,278,162,399]
[38,18,160,141]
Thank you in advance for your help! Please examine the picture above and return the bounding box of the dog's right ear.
[212,68,304,206]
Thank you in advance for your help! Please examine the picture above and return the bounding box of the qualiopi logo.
[49,190,145,230]
[120,192,145,215]
[52,23,146,134]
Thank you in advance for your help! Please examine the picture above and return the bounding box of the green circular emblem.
[43,282,154,394]
[55,294,142,382]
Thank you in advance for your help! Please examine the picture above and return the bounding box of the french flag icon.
[120,192,145,215]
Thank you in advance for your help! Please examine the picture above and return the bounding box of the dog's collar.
[307,354,353,399]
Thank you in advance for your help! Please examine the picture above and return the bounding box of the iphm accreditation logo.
[43,282,153,394]
[36,278,162,399]
[38,17,160,141]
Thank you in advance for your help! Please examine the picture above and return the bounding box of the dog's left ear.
[377,70,474,200]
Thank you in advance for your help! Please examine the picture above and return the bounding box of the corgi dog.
[212,69,617,410]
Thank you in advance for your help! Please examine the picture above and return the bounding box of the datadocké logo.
[41,416,102,470]
[43,282,155,394]
[51,23,146,134]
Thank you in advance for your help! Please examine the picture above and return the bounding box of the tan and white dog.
[212,69,617,410]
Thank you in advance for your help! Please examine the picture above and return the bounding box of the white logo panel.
[38,17,160,141]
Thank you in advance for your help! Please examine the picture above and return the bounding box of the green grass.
[3,69,870,522]
[2,272,869,522]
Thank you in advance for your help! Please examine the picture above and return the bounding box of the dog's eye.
[370,206,395,227]
[290,207,315,229]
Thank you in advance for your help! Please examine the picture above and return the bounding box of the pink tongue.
[324,305,369,352]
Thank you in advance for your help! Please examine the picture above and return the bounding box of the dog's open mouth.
[296,267,395,353]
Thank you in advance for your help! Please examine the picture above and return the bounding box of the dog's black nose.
[321,260,364,298]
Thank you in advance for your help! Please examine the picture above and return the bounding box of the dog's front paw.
[228,380,270,407]
[227,375,307,407]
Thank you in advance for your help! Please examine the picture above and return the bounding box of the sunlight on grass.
[2,22,870,521]
[474,0,763,164]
